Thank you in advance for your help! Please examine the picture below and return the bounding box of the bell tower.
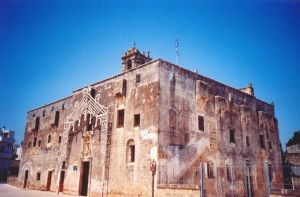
[121,47,152,72]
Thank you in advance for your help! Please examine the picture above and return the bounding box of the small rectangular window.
[90,88,96,98]
[122,79,127,96]
[184,133,189,144]
[268,141,272,150]
[48,135,51,143]
[55,111,60,127]
[59,136,62,144]
[198,115,204,131]
[33,137,37,147]
[117,109,125,128]
[136,74,141,83]
[134,114,140,127]
[268,163,273,182]
[42,110,46,117]
[226,164,232,181]
[35,117,40,132]
[62,161,66,169]
[86,114,92,131]
[207,162,214,179]
[246,136,250,147]
[260,134,265,149]
[130,145,135,162]
[36,172,41,181]
[230,129,235,143]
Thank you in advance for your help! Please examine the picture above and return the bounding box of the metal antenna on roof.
[176,39,179,65]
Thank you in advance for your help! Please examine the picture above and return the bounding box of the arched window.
[126,139,135,163]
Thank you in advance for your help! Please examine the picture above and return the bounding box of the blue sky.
[1,0,299,148]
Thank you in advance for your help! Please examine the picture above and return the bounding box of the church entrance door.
[80,161,90,196]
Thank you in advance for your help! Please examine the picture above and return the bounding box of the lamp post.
[150,159,156,197]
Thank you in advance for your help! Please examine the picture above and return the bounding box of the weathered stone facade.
[18,47,283,196]
[286,144,300,190]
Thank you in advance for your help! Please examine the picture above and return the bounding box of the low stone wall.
[157,187,200,197]
[270,188,300,197]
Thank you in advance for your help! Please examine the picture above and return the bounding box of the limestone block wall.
[158,61,212,187]
[55,60,160,197]
[19,97,73,191]
[104,61,160,197]
[18,56,283,197]
[156,60,283,196]
[18,60,160,196]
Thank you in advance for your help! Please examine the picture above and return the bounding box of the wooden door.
[23,170,28,188]
[80,161,90,196]
[46,171,52,191]
[59,171,65,192]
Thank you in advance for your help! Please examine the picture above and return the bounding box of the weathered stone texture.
[18,48,283,196]
[157,60,283,196]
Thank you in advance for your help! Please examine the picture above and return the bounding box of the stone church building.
[17,47,283,196]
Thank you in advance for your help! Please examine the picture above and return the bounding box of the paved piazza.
[0,184,77,197]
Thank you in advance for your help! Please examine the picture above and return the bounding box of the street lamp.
[150,159,156,197]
